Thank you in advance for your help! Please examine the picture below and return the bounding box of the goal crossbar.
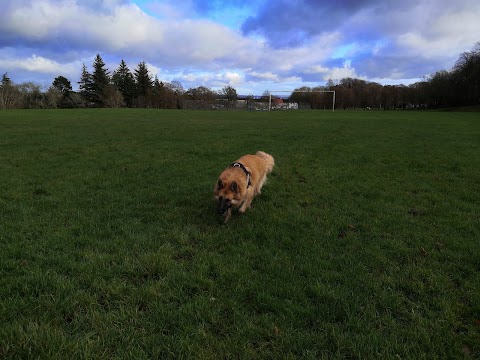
[268,90,335,112]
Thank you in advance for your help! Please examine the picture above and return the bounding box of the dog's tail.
[256,151,275,174]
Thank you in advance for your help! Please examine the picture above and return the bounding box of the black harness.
[230,162,251,188]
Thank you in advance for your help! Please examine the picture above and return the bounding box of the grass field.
[1,109,479,359]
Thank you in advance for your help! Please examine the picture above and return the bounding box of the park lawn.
[0,109,479,359]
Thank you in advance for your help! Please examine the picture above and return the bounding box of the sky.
[1,0,479,95]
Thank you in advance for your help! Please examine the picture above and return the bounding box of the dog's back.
[255,151,275,174]
[234,151,274,196]
[236,151,274,176]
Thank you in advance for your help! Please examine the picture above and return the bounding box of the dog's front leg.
[224,208,232,223]
[239,193,253,213]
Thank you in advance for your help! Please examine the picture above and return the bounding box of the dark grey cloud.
[354,55,449,81]
[242,0,417,47]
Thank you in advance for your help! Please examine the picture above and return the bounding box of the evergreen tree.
[52,76,74,108]
[52,76,72,95]
[152,76,180,109]
[92,54,111,107]
[112,60,136,107]
[1,73,12,86]
[1,73,20,109]
[78,64,94,106]
[134,61,153,107]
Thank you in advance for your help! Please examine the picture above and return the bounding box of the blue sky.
[1,0,479,94]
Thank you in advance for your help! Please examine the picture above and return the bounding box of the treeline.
[292,42,480,110]
[0,54,238,110]
[1,43,479,110]
[76,56,187,109]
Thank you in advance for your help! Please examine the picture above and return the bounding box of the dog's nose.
[218,203,226,214]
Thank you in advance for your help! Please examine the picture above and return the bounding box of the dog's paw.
[223,208,232,223]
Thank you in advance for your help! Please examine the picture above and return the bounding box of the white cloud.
[223,72,243,86]
[0,1,251,66]
[326,66,358,81]
[248,72,279,81]
[304,65,329,74]
[305,61,358,81]
[0,54,80,75]
[145,62,161,79]
[395,9,480,60]
[170,71,245,90]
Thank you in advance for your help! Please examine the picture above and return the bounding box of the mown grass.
[0,109,479,359]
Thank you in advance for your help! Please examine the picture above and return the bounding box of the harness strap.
[230,162,251,188]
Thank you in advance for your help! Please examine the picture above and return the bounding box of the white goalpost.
[268,90,336,112]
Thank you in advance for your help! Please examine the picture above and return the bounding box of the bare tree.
[44,86,62,109]
[0,73,21,109]
[101,84,124,108]
[220,86,237,109]
[17,82,45,109]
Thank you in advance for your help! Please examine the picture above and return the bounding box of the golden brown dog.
[214,151,274,223]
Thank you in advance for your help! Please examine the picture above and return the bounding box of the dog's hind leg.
[256,174,268,195]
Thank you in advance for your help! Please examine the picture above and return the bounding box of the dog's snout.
[217,197,231,215]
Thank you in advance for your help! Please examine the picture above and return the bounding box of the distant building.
[271,97,298,110]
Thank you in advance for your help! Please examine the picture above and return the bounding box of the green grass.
[438,105,480,112]
[1,109,479,359]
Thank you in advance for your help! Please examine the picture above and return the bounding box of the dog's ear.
[217,179,224,189]
[230,181,239,193]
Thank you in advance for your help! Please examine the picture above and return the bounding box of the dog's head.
[214,176,244,215]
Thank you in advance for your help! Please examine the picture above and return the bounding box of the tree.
[152,76,167,109]
[44,86,62,109]
[220,86,237,109]
[92,54,111,107]
[52,76,75,108]
[1,73,11,85]
[78,64,95,106]
[112,60,136,107]
[325,79,336,89]
[427,71,452,108]
[366,82,383,109]
[185,86,215,101]
[290,87,313,108]
[260,90,270,101]
[312,86,332,109]
[165,81,184,109]
[134,61,153,107]
[0,73,21,109]
[52,76,72,95]
[184,86,216,109]
[17,82,45,109]
[452,43,480,106]
[169,80,184,95]
[102,84,124,108]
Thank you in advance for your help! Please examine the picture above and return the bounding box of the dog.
[214,151,274,223]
